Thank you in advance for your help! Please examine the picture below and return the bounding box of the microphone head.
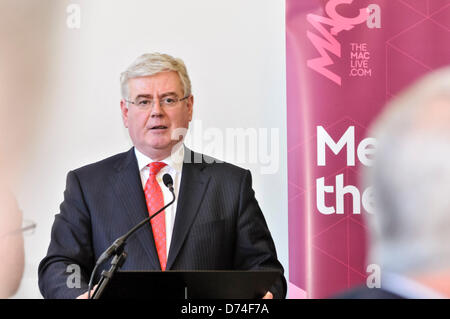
[162,173,174,189]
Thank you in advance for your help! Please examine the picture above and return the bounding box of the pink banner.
[286,0,450,298]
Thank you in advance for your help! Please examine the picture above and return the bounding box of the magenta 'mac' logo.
[307,0,381,85]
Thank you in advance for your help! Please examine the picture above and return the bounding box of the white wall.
[12,0,287,298]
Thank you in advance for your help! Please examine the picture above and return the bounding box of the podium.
[93,270,280,299]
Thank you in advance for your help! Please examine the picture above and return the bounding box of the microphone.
[163,173,174,191]
[88,173,175,299]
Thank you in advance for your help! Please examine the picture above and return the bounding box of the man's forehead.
[128,71,183,95]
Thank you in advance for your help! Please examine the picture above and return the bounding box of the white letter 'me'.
[317,126,355,166]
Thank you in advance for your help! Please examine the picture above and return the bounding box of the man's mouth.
[149,125,168,130]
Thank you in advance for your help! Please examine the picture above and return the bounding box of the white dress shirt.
[134,145,184,258]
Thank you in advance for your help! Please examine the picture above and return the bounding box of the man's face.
[120,71,193,159]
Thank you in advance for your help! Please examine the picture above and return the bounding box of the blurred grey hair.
[120,53,192,99]
[363,66,450,275]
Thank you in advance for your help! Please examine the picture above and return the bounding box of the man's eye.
[163,97,176,104]
[138,99,152,105]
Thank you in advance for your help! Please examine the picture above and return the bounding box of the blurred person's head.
[119,53,194,161]
[364,66,450,293]
[0,0,53,298]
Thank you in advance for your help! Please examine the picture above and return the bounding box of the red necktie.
[144,162,167,270]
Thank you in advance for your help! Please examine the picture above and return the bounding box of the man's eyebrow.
[134,94,152,99]
[159,92,179,98]
[134,92,179,99]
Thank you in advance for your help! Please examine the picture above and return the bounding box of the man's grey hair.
[364,66,450,275]
[120,53,192,100]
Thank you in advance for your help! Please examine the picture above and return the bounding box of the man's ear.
[187,95,194,122]
[120,100,129,128]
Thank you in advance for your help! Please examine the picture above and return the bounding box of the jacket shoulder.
[71,149,132,179]
[192,151,250,180]
[188,152,254,195]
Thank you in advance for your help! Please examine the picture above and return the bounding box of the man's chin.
[146,144,172,152]
[136,141,178,158]
[143,135,171,148]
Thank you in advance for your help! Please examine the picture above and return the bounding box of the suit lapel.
[109,147,161,270]
[166,148,210,269]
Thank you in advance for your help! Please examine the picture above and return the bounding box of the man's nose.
[150,100,164,117]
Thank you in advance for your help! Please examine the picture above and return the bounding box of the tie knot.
[148,162,167,175]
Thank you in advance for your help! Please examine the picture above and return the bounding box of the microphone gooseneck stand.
[89,175,175,299]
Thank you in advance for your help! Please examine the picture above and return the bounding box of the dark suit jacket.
[38,147,286,299]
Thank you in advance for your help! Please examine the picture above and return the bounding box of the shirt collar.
[134,144,184,173]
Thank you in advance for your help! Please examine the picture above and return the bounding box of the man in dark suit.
[38,53,286,299]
